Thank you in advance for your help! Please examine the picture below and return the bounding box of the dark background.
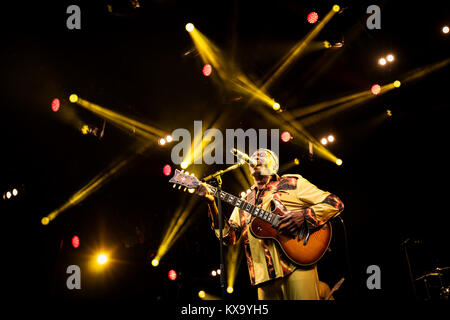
[1,0,449,304]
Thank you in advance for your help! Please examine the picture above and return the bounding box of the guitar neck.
[206,184,276,225]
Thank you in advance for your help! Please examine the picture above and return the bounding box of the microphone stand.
[202,161,244,298]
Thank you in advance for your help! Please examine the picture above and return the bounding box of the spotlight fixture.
[371,84,381,95]
[163,164,172,177]
[378,57,387,66]
[442,26,449,34]
[97,254,108,265]
[168,269,177,281]
[158,138,166,146]
[69,94,78,103]
[185,23,194,32]
[386,54,395,62]
[320,138,328,145]
[307,12,319,24]
[202,64,212,77]
[180,162,189,169]
[280,131,292,142]
[72,235,80,249]
[51,98,60,112]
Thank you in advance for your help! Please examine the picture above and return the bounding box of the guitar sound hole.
[270,201,276,212]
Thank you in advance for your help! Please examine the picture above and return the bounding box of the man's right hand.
[195,183,215,203]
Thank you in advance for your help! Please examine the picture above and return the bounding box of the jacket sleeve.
[296,178,344,230]
[207,203,243,246]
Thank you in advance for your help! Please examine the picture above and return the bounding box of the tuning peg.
[172,184,176,188]
[183,187,187,192]
[178,185,182,190]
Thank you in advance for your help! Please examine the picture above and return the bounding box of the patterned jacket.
[208,174,344,286]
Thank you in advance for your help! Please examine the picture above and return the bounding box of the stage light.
[217,269,221,275]
[387,109,392,117]
[81,125,89,135]
[41,217,50,225]
[386,54,395,62]
[272,102,280,111]
[6,191,11,199]
[393,80,401,88]
[211,270,217,276]
[165,135,173,143]
[371,84,381,95]
[321,138,328,145]
[227,286,234,294]
[12,188,18,196]
[332,5,340,12]
[280,131,292,142]
[327,135,335,143]
[198,290,206,299]
[188,188,195,194]
[158,138,166,146]
[294,158,300,165]
[69,94,78,103]
[163,164,172,176]
[151,259,159,267]
[323,41,331,48]
[202,64,212,77]
[168,269,177,281]
[97,254,108,265]
[180,162,189,169]
[185,23,194,32]
[307,12,319,24]
[336,159,342,166]
[443,26,449,34]
[51,98,60,112]
[378,57,386,66]
[72,235,80,248]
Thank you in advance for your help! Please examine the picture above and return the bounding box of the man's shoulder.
[275,174,304,191]
[280,173,304,179]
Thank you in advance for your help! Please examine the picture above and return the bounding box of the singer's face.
[249,149,277,177]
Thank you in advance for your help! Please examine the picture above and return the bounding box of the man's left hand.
[277,210,305,234]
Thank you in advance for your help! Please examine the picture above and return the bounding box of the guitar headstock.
[169,169,201,189]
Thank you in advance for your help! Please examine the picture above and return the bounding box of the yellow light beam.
[279,158,301,174]
[188,26,277,109]
[226,238,243,292]
[298,82,398,127]
[402,58,450,84]
[291,90,370,119]
[155,196,200,262]
[74,96,167,140]
[259,6,340,92]
[198,291,222,300]
[42,141,152,224]
[251,104,340,163]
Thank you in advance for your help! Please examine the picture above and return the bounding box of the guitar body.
[249,198,332,267]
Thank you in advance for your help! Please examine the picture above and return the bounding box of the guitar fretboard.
[207,184,276,225]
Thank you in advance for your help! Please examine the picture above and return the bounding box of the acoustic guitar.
[169,169,332,266]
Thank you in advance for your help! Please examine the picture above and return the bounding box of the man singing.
[196,148,344,300]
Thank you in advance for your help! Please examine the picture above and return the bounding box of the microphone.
[231,148,257,166]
